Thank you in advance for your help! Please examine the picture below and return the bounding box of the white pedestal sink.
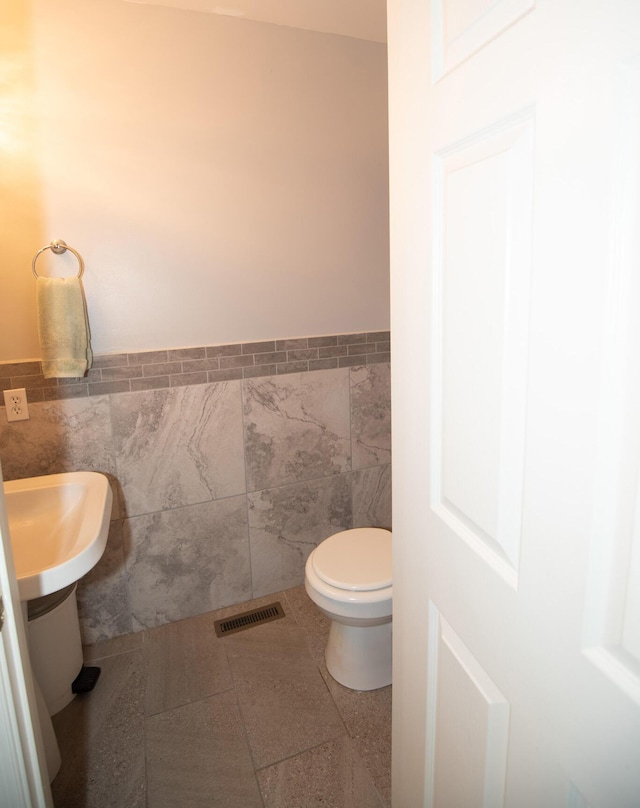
[5,471,113,600]
[3,471,113,781]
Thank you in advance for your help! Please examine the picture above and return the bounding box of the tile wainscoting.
[0,333,391,643]
[0,331,390,401]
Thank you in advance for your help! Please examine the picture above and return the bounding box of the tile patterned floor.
[51,586,391,807]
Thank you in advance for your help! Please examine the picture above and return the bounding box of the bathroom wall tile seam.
[98,374,369,582]
[2,356,391,642]
[121,461,397,509]
[109,366,360,625]
[239,378,256,608]
[0,331,390,403]
[348,367,354,511]
[0,372,389,515]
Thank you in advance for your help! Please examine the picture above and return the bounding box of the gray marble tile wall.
[0,338,391,643]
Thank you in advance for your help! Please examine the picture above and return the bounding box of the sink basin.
[4,472,113,600]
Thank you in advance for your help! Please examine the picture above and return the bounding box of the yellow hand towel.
[36,276,93,379]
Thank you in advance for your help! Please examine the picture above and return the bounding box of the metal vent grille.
[214,602,285,637]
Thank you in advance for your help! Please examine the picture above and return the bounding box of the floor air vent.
[214,602,285,638]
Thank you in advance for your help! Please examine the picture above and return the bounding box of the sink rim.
[4,471,113,601]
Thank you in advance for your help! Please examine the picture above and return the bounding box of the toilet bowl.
[304,527,392,691]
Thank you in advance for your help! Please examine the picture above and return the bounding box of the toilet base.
[325,620,392,691]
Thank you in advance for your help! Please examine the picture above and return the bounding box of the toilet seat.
[310,528,391,591]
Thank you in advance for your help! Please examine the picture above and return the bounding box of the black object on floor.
[72,666,101,694]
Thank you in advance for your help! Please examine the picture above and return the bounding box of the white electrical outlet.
[3,388,30,422]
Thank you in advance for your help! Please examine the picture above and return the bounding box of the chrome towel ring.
[32,240,85,279]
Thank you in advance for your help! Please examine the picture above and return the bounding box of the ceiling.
[122,0,387,42]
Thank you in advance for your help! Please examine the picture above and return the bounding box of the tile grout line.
[238,376,256,602]
[1,332,390,403]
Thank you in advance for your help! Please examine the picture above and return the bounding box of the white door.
[0,463,53,808]
[388,0,640,805]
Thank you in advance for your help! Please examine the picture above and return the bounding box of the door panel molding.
[426,603,510,808]
[582,55,640,706]
[430,108,535,590]
[431,0,536,81]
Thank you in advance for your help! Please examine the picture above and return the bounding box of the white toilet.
[304,527,392,691]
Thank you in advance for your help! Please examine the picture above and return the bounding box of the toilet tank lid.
[311,528,392,591]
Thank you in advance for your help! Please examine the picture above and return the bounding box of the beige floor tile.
[282,584,331,665]
[257,735,384,808]
[284,585,392,805]
[51,649,146,808]
[53,591,392,807]
[82,629,143,662]
[143,610,233,715]
[146,691,263,808]
[224,617,345,768]
[326,680,392,806]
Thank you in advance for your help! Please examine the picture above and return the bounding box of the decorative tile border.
[0,332,390,403]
